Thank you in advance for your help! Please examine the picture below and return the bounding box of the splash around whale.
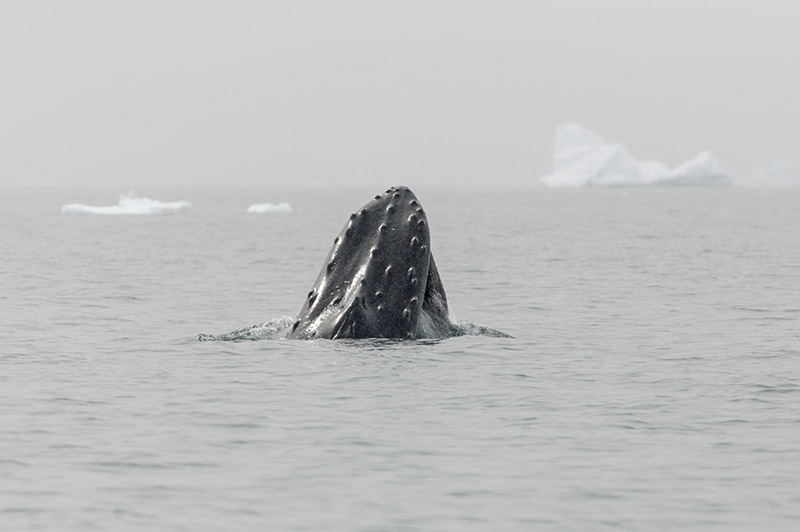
[289,186,452,340]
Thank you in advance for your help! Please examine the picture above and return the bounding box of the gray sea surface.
[2,185,799,531]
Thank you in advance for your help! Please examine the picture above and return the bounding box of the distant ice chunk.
[746,157,800,187]
[246,202,293,214]
[541,124,733,187]
[61,192,192,215]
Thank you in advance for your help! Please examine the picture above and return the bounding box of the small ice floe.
[61,192,192,215]
[246,202,293,214]
[541,124,733,187]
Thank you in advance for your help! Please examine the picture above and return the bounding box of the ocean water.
[2,185,799,531]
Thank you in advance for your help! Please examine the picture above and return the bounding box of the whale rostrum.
[288,186,451,340]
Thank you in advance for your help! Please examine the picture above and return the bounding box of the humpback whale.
[288,186,452,340]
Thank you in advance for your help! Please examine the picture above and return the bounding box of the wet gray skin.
[288,186,451,340]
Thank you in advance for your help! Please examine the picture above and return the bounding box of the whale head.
[288,186,450,340]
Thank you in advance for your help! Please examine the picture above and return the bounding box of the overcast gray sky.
[1,0,798,187]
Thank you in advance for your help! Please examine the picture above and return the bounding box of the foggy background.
[2,0,798,187]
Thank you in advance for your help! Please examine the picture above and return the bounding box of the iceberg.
[746,157,800,187]
[541,124,733,187]
[61,193,192,215]
[246,202,293,214]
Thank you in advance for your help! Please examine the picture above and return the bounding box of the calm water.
[2,185,799,531]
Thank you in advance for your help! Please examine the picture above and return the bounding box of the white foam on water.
[246,202,293,213]
[61,192,192,215]
[541,124,733,187]
[197,316,296,341]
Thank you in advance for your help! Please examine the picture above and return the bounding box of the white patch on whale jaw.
[415,292,452,339]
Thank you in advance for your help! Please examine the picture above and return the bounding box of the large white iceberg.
[746,157,800,187]
[246,202,293,214]
[61,193,192,215]
[541,124,733,187]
